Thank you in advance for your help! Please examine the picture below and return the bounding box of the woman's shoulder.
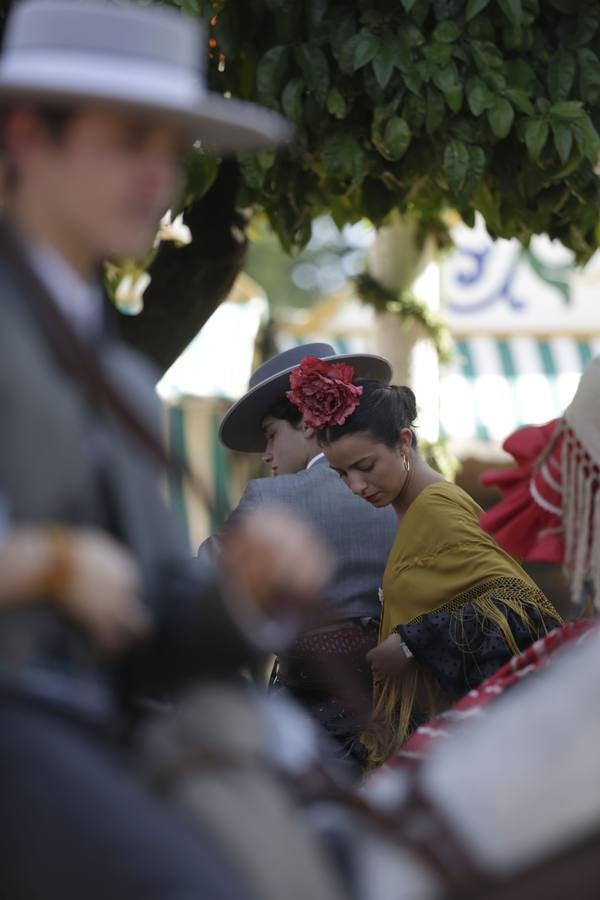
[413,481,482,519]
[389,481,483,565]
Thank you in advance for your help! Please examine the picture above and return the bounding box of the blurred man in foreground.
[0,2,331,898]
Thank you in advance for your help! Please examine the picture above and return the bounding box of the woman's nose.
[262,448,273,465]
[346,472,366,496]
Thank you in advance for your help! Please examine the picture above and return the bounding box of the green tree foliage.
[0,0,598,369]
[174,0,600,261]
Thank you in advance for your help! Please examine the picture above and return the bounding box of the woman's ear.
[398,427,413,455]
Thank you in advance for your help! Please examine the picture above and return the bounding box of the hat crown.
[248,343,336,390]
[3,0,203,80]
[220,347,392,452]
[0,0,291,151]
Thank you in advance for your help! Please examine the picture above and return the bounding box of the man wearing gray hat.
[203,343,398,767]
[0,2,331,898]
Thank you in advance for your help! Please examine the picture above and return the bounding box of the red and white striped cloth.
[382,619,598,769]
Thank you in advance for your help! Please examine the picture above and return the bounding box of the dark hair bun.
[392,385,417,425]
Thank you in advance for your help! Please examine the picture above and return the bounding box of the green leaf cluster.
[355,272,454,363]
[181,0,600,260]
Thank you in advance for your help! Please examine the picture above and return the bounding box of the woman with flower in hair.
[287,357,562,769]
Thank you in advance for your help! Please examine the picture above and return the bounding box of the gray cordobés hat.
[220,342,393,453]
[0,0,292,150]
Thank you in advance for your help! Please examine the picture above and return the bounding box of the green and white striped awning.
[439,335,599,444]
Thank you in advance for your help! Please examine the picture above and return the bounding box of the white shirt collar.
[26,241,104,339]
[306,452,325,470]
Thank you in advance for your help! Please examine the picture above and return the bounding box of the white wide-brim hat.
[0,0,292,151]
[220,342,393,453]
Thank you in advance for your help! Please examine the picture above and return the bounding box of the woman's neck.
[392,456,444,519]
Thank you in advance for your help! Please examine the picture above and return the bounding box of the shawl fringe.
[361,577,561,770]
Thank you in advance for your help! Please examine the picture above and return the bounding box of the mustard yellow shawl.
[365,481,560,768]
[379,481,556,636]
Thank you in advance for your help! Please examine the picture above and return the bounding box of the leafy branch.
[355,271,454,363]
[187,0,600,262]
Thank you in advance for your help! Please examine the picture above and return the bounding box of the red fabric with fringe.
[479,419,564,563]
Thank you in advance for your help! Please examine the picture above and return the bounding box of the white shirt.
[26,241,104,340]
[306,452,325,470]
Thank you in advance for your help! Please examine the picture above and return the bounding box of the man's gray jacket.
[201,457,398,623]
[0,241,253,710]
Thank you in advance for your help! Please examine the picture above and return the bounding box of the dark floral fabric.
[398,601,562,702]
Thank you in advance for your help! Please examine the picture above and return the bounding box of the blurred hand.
[366,632,412,677]
[0,527,150,653]
[55,529,150,654]
[221,508,332,617]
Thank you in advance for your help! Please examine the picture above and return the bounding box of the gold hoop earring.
[396,451,413,503]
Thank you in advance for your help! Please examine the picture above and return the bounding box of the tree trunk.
[369,214,435,383]
[117,161,248,375]
[368,215,440,442]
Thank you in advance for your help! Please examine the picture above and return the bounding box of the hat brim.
[0,74,292,151]
[220,354,393,453]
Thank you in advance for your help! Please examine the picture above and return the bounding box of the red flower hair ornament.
[286,356,363,429]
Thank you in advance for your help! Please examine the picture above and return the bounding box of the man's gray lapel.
[0,268,98,522]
